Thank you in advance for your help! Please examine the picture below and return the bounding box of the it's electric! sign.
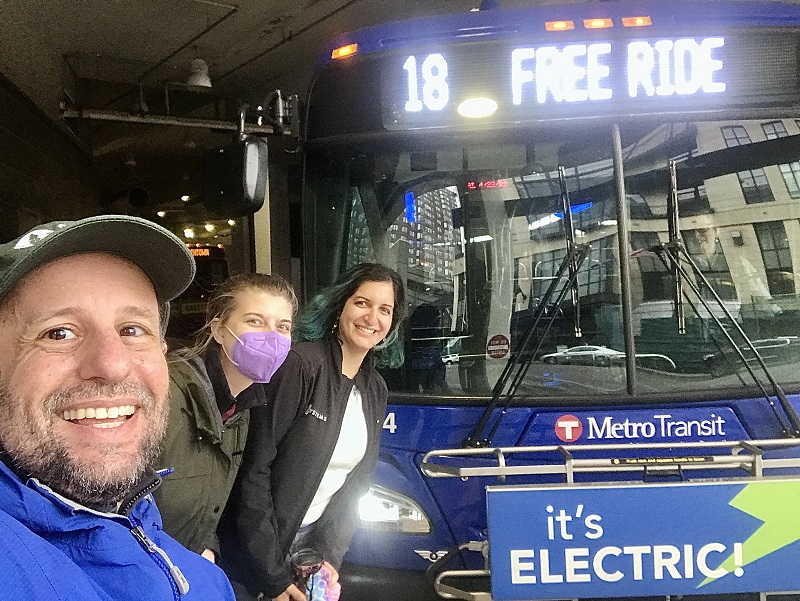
[487,479,800,599]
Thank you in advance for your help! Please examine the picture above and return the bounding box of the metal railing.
[421,439,800,601]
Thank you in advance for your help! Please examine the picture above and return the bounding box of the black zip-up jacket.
[218,338,387,600]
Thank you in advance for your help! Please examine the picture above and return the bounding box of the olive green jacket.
[153,353,250,556]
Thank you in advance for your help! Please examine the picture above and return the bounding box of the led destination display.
[380,33,799,129]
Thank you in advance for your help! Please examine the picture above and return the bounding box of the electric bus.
[298,1,800,599]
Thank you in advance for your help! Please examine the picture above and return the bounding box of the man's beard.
[0,381,168,509]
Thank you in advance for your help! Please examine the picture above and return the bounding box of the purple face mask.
[225,326,291,383]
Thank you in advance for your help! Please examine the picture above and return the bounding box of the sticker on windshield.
[487,334,510,359]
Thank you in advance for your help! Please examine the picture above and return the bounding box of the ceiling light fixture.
[187,58,212,88]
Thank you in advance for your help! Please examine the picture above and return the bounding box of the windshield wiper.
[464,167,589,448]
[651,161,800,438]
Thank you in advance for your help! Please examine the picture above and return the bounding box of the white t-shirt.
[301,385,368,527]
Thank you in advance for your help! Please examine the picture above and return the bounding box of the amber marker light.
[331,43,358,60]
[622,16,652,27]
[583,18,613,29]
[545,20,575,31]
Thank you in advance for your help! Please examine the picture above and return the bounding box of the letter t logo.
[555,415,583,442]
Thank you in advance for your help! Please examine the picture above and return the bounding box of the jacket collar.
[0,456,160,530]
[204,346,237,415]
[325,336,378,390]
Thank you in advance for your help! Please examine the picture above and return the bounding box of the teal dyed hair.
[295,263,406,369]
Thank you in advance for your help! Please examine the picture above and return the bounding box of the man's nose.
[78,329,134,382]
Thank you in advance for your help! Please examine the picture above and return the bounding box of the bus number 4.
[383,412,398,434]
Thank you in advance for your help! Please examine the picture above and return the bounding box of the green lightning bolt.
[698,481,800,587]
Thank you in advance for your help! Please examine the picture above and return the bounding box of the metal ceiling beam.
[60,107,279,135]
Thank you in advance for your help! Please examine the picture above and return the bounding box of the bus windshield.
[303,117,800,401]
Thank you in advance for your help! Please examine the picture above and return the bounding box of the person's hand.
[271,583,307,601]
[200,548,216,563]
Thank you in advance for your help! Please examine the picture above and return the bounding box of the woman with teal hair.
[219,263,405,601]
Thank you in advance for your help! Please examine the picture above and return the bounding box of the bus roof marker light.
[331,43,358,60]
[622,16,652,27]
[545,20,574,31]
[584,18,613,29]
[457,97,498,118]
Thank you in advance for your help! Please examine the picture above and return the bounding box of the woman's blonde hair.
[185,273,298,357]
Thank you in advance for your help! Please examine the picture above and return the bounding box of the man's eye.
[120,325,146,337]
[46,328,76,341]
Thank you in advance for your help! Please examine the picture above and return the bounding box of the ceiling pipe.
[100,1,238,110]
[215,0,362,83]
[135,1,238,84]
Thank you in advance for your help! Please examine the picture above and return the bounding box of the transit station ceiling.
[0,0,548,238]
[1,0,797,241]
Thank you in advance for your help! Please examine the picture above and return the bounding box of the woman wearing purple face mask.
[219,264,406,601]
[154,273,297,564]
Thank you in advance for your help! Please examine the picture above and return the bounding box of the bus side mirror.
[202,135,268,216]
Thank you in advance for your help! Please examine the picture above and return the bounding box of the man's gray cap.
[0,215,196,303]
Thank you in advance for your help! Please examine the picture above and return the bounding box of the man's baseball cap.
[0,215,196,303]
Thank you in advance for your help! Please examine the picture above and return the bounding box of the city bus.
[298,1,800,599]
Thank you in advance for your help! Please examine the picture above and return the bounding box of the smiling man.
[0,215,234,600]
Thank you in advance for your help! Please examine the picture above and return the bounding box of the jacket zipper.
[130,524,191,597]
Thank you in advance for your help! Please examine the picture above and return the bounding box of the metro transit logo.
[552,412,728,443]
[554,415,583,442]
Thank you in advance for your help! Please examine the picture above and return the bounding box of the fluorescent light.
[204,223,215,232]
[181,195,190,202]
[528,213,561,230]
[157,211,166,218]
[183,228,195,239]
[469,235,493,243]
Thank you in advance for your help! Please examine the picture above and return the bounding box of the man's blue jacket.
[0,459,234,600]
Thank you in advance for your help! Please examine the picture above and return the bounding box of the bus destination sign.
[380,33,799,129]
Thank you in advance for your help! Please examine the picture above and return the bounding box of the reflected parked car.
[540,345,676,370]
[703,336,800,376]
[540,345,625,367]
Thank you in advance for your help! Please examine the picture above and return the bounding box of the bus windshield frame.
[301,1,800,406]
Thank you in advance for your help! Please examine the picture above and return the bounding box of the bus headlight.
[358,485,431,534]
